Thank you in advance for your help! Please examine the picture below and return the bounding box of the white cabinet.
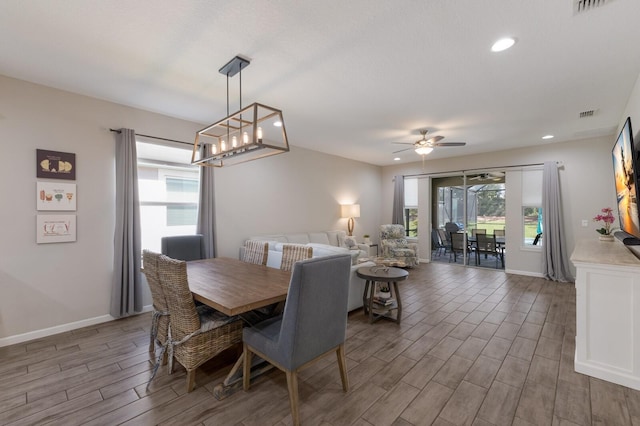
[571,239,640,391]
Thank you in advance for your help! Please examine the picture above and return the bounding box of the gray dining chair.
[242,254,352,426]
[161,234,206,261]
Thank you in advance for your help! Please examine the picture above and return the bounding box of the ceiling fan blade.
[426,136,445,143]
[433,142,466,147]
[392,147,413,154]
[391,142,414,145]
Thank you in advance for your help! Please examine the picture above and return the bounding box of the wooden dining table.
[187,257,291,315]
[186,257,292,399]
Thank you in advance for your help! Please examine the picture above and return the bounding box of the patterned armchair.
[379,224,418,267]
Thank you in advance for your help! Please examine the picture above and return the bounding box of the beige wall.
[213,146,382,258]
[0,75,382,344]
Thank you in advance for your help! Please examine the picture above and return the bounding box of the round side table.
[356,265,409,324]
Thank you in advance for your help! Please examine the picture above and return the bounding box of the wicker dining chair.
[142,250,169,359]
[280,244,313,272]
[241,240,269,265]
[155,254,244,392]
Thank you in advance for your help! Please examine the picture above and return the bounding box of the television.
[611,116,640,244]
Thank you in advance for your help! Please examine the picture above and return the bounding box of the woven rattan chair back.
[142,250,169,350]
[241,240,269,265]
[280,244,313,272]
[157,255,200,339]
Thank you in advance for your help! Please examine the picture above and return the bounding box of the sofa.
[240,230,375,312]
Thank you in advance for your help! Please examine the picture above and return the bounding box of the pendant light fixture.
[192,55,289,167]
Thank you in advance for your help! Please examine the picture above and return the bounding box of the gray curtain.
[542,161,573,282]
[392,175,404,225]
[196,151,216,258]
[111,128,143,317]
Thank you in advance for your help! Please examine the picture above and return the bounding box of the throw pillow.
[344,236,358,249]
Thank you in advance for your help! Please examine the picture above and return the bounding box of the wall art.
[36,182,76,211]
[36,149,76,180]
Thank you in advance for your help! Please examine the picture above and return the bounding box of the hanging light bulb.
[221,139,227,151]
[257,127,263,142]
[211,144,217,155]
[232,135,238,148]
[243,131,249,144]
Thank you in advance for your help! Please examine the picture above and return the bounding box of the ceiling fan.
[392,129,466,156]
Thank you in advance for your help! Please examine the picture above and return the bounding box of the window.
[522,169,543,246]
[137,142,200,253]
[404,178,418,237]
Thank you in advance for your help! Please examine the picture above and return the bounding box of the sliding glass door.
[431,171,506,268]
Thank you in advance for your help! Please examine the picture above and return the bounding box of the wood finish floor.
[2,262,639,425]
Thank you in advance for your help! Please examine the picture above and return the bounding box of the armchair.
[379,224,418,267]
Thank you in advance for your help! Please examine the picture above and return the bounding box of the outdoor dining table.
[186,257,292,399]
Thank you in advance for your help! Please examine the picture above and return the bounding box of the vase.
[364,237,371,245]
[599,234,614,242]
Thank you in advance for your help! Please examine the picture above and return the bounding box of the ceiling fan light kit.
[392,129,466,157]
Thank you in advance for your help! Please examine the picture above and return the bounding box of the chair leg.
[162,349,168,366]
[243,344,252,391]
[285,370,300,426]
[149,338,155,353]
[336,344,349,392]
[186,369,196,392]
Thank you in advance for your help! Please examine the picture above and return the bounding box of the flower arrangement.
[593,207,616,235]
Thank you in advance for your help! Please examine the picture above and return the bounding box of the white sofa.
[240,230,375,312]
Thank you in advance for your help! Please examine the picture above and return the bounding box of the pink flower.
[593,207,616,235]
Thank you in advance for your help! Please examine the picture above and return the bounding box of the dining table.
[186,257,292,399]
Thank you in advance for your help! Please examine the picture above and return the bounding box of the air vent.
[574,0,613,15]
[579,109,596,118]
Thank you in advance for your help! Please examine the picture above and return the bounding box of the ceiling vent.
[579,109,597,118]
[574,0,613,15]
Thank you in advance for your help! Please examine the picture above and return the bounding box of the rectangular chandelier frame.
[192,102,289,167]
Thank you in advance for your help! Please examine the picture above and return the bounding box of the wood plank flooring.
[2,262,639,425]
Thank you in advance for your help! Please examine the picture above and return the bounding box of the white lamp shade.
[341,204,360,218]
[415,146,434,155]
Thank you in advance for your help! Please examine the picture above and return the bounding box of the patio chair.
[155,254,243,392]
[475,233,504,268]
[450,232,472,264]
[242,254,352,426]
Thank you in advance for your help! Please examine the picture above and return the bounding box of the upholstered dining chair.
[241,240,269,265]
[142,250,169,359]
[493,228,505,237]
[280,244,313,272]
[161,234,206,261]
[242,254,352,426]
[155,254,244,392]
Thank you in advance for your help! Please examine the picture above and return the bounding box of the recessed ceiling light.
[273,121,282,127]
[394,157,401,161]
[491,37,516,52]
[542,135,554,140]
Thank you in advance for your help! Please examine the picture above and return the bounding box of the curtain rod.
[109,128,193,147]
[402,161,563,179]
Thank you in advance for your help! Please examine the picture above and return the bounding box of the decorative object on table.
[192,55,289,167]
[341,204,360,236]
[36,214,76,243]
[363,234,371,245]
[36,182,76,211]
[36,149,76,180]
[593,207,616,241]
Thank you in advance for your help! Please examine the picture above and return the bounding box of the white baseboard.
[0,304,153,348]
[504,268,545,278]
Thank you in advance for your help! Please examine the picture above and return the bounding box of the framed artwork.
[37,182,76,211]
[36,215,76,244]
[36,149,76,180]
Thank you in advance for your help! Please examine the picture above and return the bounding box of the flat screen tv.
[611,116,640,242]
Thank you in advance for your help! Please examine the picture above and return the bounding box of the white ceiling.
[2,0,640,166]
